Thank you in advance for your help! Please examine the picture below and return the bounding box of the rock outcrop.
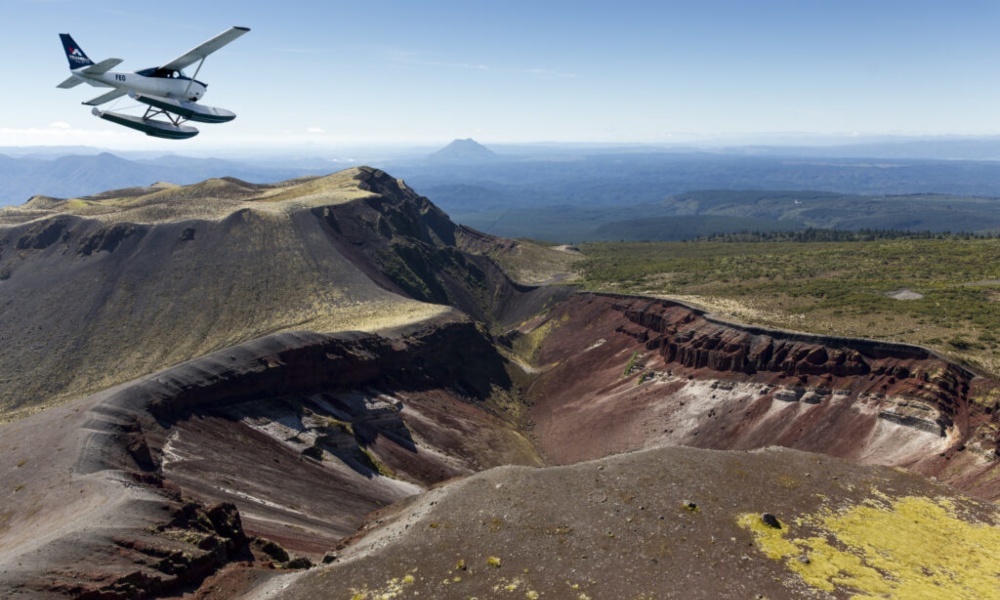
[48,501,249,600]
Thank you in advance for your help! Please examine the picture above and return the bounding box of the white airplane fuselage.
[68,68,207,102]
[58,28,248,138]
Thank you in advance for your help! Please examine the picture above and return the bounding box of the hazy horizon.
[7,132,1000,165]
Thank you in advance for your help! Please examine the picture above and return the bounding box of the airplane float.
[57,27,250,140]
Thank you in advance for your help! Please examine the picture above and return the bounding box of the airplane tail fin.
[60,33,94,70]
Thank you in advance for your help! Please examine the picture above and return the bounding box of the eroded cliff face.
[131,316,540,548]
[0,316,540,599]
[524,293,1000,501]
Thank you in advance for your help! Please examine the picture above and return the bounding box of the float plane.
[57,27,250,139]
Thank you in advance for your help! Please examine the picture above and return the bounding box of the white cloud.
[306,127,326,134]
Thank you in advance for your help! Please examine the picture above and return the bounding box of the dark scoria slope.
[0,167,556,418]
[312,168,554,326]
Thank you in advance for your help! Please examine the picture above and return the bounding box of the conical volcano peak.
[427,138,497,163]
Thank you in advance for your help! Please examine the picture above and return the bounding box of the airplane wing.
[158,26,249,72]
[83,88,128,106]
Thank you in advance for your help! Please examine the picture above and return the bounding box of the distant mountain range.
[388,148,1000,242]
[0,152,322,205]
[8,140,1000,243]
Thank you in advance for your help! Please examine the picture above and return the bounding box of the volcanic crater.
[0,167,997,599]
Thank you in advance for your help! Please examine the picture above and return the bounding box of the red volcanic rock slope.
[525,293,1000,501]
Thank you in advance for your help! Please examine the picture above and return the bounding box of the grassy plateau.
[577,236,1000,375]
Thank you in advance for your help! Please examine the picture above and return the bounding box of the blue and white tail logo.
[59,34,93,69]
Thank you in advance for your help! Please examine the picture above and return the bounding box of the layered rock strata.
[525,293,1000,500]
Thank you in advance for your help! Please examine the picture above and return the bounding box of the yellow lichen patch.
[739,496,1000,599]
[492,576,524,593]
[348,569,418,599]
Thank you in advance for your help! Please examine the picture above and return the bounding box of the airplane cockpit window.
[136,67,191,80]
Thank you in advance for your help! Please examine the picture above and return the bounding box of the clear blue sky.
[4,0,1000,152]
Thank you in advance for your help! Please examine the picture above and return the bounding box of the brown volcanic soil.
[268,445,1000,600]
